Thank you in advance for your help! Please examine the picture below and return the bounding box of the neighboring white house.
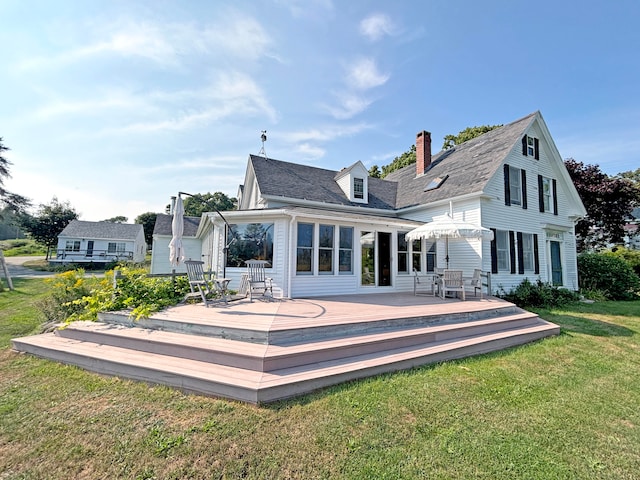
[150,214,202,274]
[52,220,146,264]
[158,111,587,297]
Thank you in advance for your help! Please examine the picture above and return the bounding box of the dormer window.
[354,178,364,199]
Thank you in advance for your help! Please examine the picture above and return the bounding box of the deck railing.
[54,249,134,262]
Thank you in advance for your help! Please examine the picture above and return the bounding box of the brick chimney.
[416,130,431,176]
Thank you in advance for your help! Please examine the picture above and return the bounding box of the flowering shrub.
[38,266,192,324]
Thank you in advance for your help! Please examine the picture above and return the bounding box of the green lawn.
[1,279,639,479]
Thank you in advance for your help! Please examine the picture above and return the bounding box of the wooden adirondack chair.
[440,269,465,301]
[245,259,273,301]
[467,268,483,299]
[184,260,226,306]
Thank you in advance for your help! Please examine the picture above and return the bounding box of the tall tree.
[102,216,128,223]
[183,192,236,217]
[442,124,502,150]
[565,159,640,251]
[135,212,158,248]
[20,197,79,259]
[0,137,31,215]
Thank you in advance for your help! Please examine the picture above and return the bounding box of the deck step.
[55,311,543,372]
[12,317,559,404]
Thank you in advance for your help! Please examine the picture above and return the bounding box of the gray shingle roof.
[250,155,397,210]
[153,214,201,236]
[59,220,144,240]
[250,112,536,212]
[386,112,536,208]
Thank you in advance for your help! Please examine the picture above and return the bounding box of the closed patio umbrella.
[405,213,494,268]
[168,195,185,267]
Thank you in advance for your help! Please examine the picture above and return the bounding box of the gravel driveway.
[1,256,55,278]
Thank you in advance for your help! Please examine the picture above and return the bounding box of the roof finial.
[259,130,267,159]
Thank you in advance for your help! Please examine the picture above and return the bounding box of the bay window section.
[296,223,314,274]
[319,224,334,274]
[339,226,353,274]
[226,223,274,267]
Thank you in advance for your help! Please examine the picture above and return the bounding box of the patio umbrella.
[168,195,185,267]
[405,213,494,268]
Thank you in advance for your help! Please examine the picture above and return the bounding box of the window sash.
[496,230,509,271]
[296,223,314,273]
[412,239,422,272]
[542,177,552,211]
[522,233,534,271]
[318,224,334,274]
[509,166,521,206]
[397,232,409,273]
[339,226,353,274]
[354,178,364,199]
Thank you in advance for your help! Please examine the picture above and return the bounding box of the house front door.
[86,241,94,257]
[550,241,562,286]
[378,232,391,286]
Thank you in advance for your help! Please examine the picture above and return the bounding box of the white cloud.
[16,15,276,73]
[346,57,390,90]
[323,92,372,119]
[359,13,396,41]
[275,0,334,18]
[284,122,371,143]
[294,143,326,159]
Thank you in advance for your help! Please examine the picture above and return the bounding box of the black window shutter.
[521,169,528,210]
[522,135,527,156]
[533,234,540,274]
[552,178,558,215]
[538,175,545,212]
[534,138,540,160]
[490,228,498,274]
[517,232,524,274]
[509,231,516,274]
[504,165,511,206]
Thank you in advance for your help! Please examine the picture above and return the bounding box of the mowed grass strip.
[1,279,639,479]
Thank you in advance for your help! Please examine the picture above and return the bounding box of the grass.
[1,281,639,479]
[0,238,47,257]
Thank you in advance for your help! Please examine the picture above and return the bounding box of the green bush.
[0,238,47,256]
[38,267,193,324]
[578,252,640,301]
[498,278,580,308]
[606,246,640,277]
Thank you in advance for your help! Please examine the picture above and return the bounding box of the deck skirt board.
[11,293,559,404]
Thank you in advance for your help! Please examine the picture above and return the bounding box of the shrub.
[498,278,580,308]
[606,246,640,277]
[578,252,640,300]
[38,267,193,324]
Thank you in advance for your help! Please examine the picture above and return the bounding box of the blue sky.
[1,0,639,222]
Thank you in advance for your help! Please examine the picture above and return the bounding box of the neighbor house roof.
[153,214,201,236]
[59,220,144,240]
[249,112,537,212]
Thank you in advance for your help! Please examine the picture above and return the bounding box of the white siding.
[150,236,202,274]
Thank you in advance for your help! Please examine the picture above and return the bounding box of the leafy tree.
[619,167,640,185]
[183,192,236,217]
[20,197,79,259]
[565,159,640,252]
[102,216,128,223]
[368,165,381,178]
[135,212,158,248]
[0,137,30,215]
[442,124,502,150]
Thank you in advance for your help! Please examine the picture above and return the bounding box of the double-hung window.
[537,175,558,215]
[338,227,353,274]
[296,223,314,274]
[521,233,534,272]
[522,134,540,159]
[496,230,510,272]
[397,232,409,273]
[65,240,80,252]
[353,178,364,199]
[108,242,126,254]
[412,239,422,272]
[504,164,527,208]
[319,224,334,274]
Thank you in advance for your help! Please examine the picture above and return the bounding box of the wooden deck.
[12,293,560,404]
